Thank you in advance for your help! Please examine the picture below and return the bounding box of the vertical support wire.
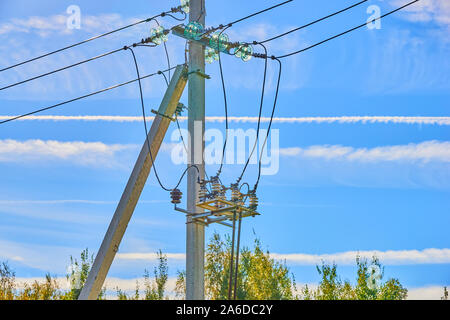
[228,210,237,300]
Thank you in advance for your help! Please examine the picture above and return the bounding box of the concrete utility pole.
[78,65,188,300]
[186,0,206,300]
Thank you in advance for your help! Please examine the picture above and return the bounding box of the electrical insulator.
[198,184,208,203]
[230,183,240,202]
[234,43,253,62]
[170,189,183,204]
[181,0,190,13]
[209,32,229,52]
[150,26,168,45]
[249,192,258,210]
[175,103,184,117]
[184,22,204,41]
[205,47,219,64]
[210,176,220,194]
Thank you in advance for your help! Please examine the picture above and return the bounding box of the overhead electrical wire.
[215,25,232,178]
[0,47,125,91]
[200,0,293,37]
[0,65,177,125]
[254,57,282,192]
[0,19,187,92]
[259,0,369,44]
[273,0,420,59]
[0,8,186,73]
[212,0,293,179]
[127,47,199,193]
[236,42,268,185]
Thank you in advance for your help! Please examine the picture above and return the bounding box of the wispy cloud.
[117,248,450,266]
[0,199,165,205]
[281,141,450,163]
[117,253,185,261]
[0,13,140,37]
[0,139,135,167]
[272,248,450,266]
[391,0,450,26]
[2,115,449,125]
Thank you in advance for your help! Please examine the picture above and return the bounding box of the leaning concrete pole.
[186,0,206,300]
[78,65,188,300]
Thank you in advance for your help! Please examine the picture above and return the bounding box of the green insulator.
[235,43,253,62]
[150,26,167,45]
[181,0,190,13]
[205,47,219,64]
[209,32,229,52]
[184,22,204,41]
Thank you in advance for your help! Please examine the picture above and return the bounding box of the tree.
[0,262,16,300]
[305,255,408,300]
[115,250,169,300]
[175,232,297,300]
[442,287,448,300]
[17,274,63,300]
[63,248,105,300]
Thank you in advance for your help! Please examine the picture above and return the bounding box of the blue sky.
[0,0,449,299]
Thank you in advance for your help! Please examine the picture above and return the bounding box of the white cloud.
[0,199,165,205]
[117,248,450,266]
[407,286,447,300]
[0,139,134,167]
[0,13,139,36]
[391,0,450,26]
[271,248,450,266]
[281,141,450,163]
[117,253,185,261]
[2,115,449,125]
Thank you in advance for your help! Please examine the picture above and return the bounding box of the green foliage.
[442,287,448,300]
[63,248,106,300]
[174,270,186,299]
[17,274,63,300]
[113,250,169,300]
[201,232,297,300]
[1,262,64,300]
[0,239,412,301]
[304,255,408,300]
[0,262,16,300]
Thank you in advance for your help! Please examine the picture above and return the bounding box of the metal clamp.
[188,69,211,79]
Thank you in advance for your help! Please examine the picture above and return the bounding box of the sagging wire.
[253,57,282,192]
[126,47,199,193]
[0,7,187,73]
[215,25,232,179]
[236,42,268,186]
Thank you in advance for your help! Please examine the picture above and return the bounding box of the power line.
[201,0,293,37]
[259,0,369,44]
[236,43,268,185]
[216,25,232,178]
[212,0,294,179]
[274,0,420,59]
[228,0,293,26]
[0,47,124,91]
[0,8,186,73]
[254,57,282,191]
[128,47,199,193]
[1,22,185,92]
[0,66,177,125]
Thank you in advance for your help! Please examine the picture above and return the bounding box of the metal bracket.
[151,103,186,122]
[188,69,211,79]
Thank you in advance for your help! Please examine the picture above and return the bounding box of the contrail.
[1,115,450,125]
